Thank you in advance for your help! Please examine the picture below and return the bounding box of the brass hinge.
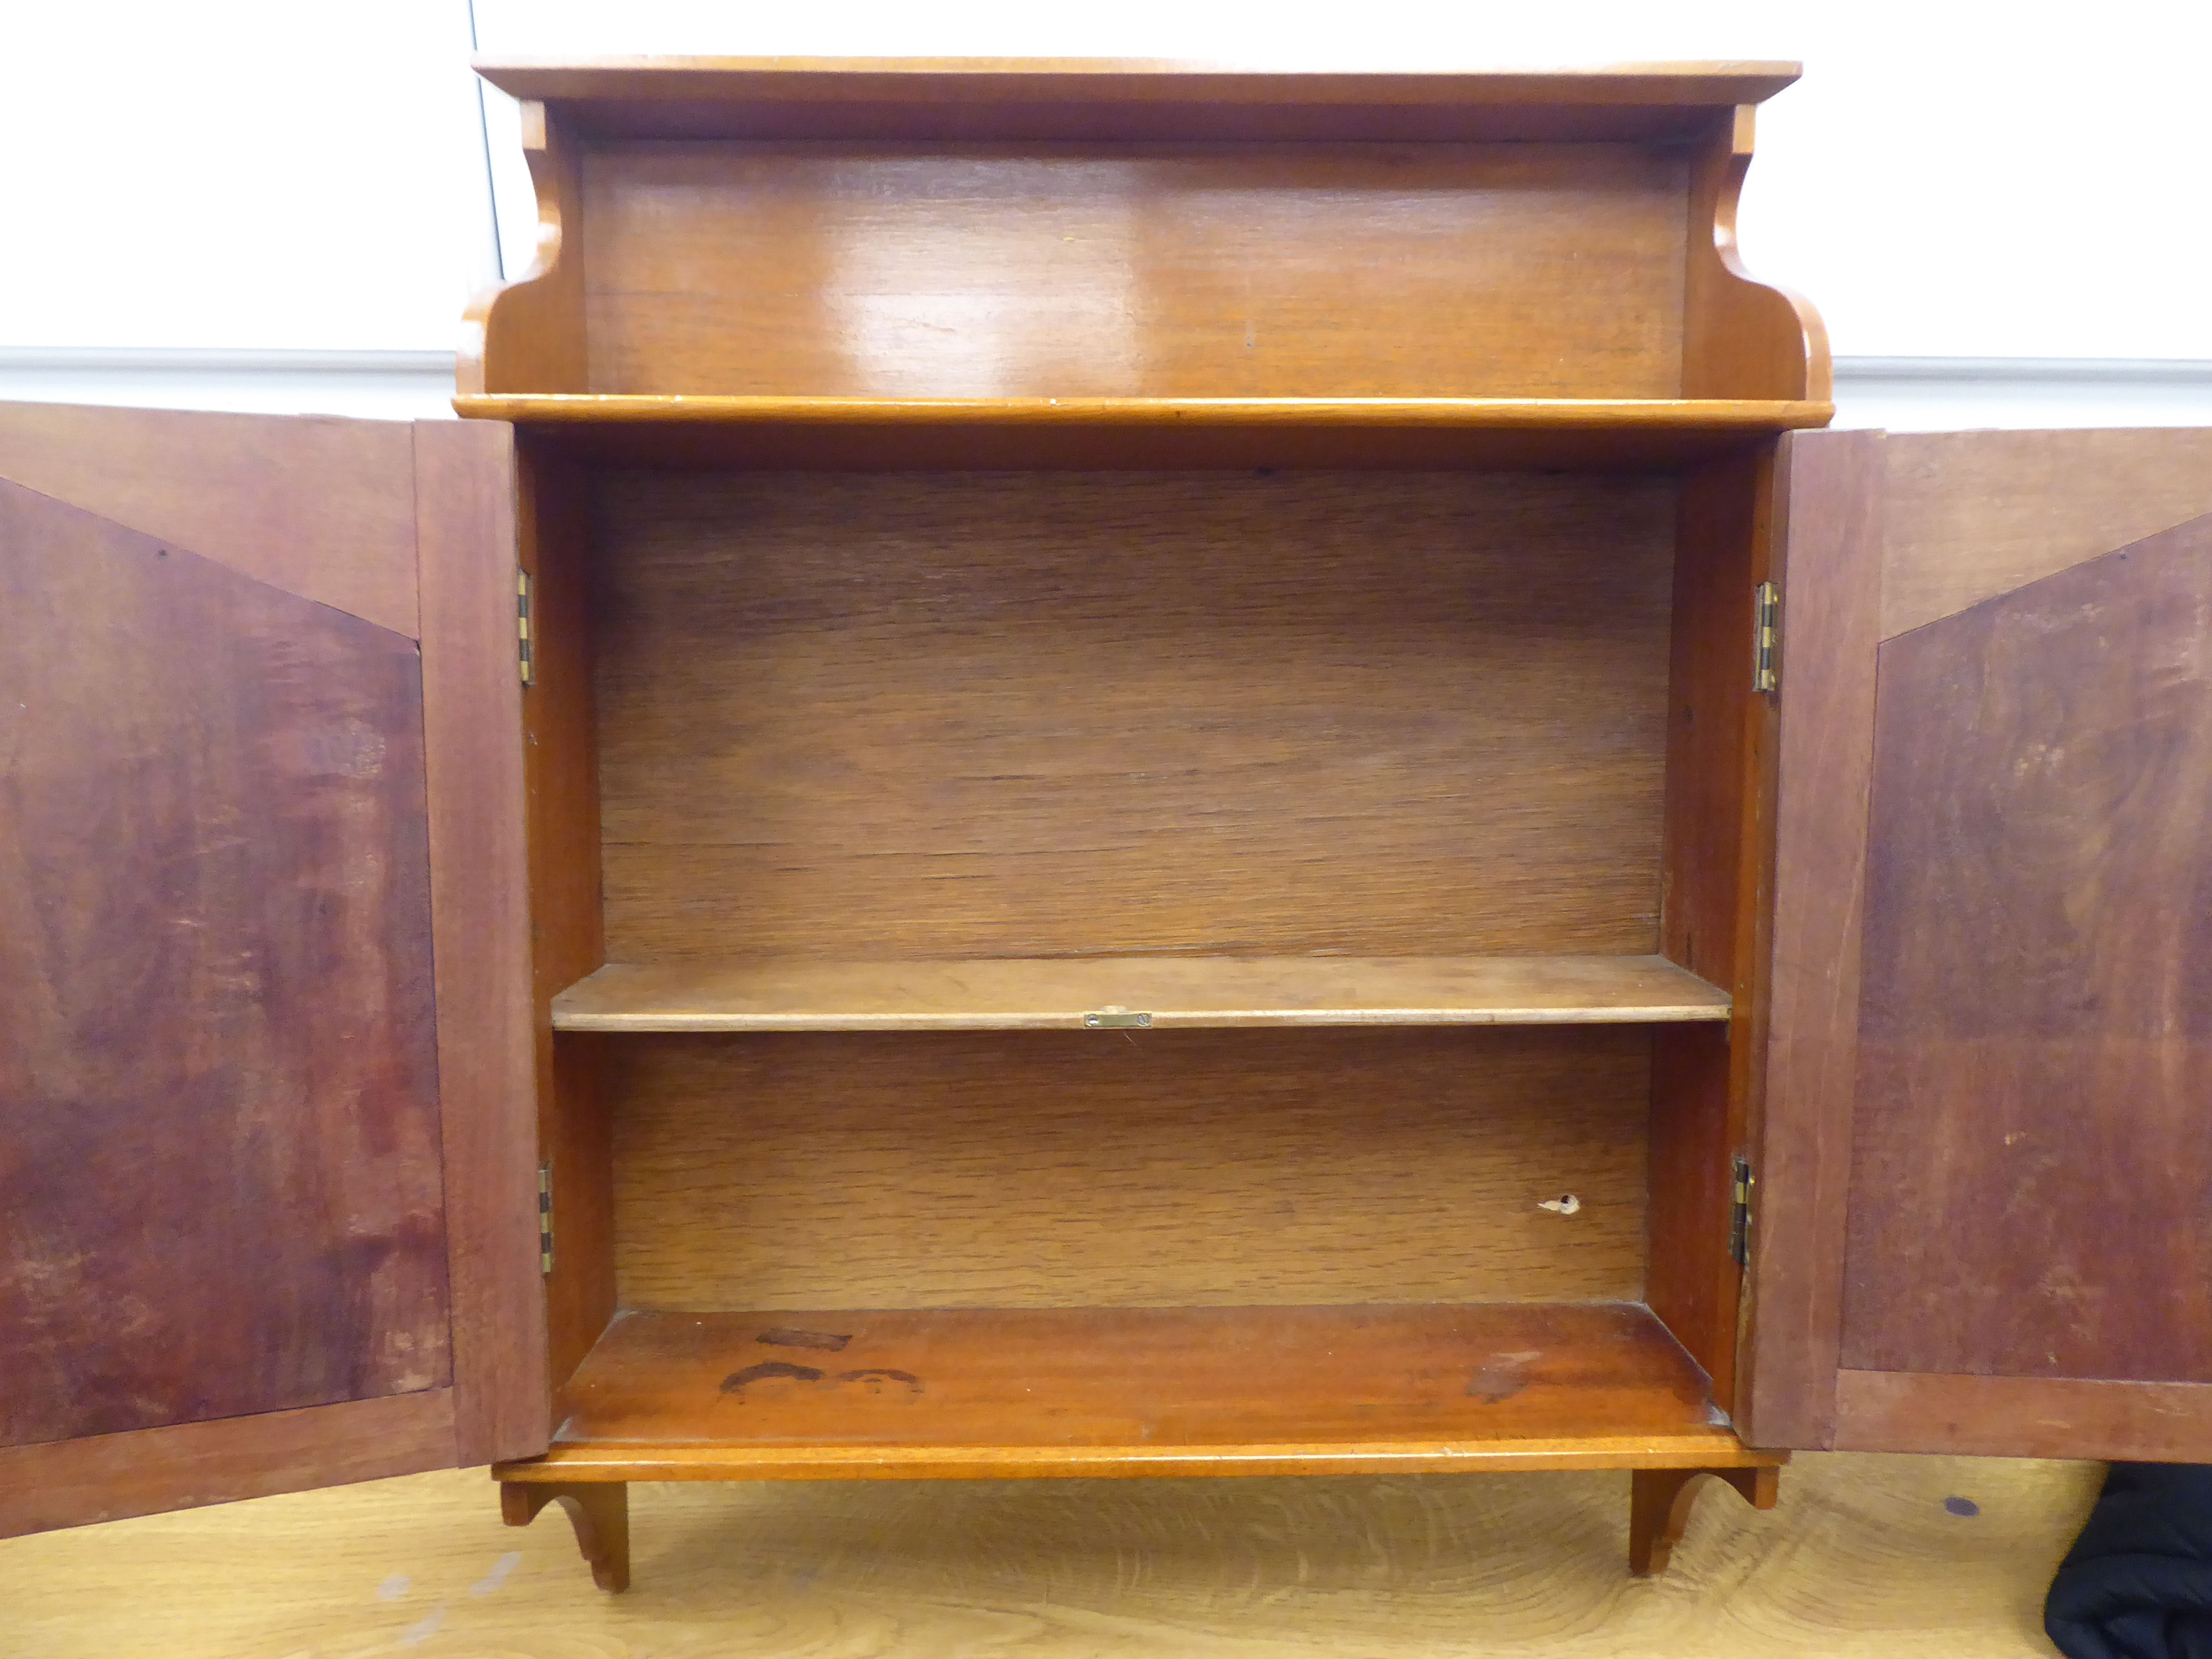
[1083,1008,1152,1029]
[517,568,535,686]
[538,1161,554,1274]
[1752,581,1780,694]
[1730,1154,1755,1269]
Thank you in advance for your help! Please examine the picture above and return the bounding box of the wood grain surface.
[1836,1369,2212,1461]
[413,421,549,1465]
[0,478,448,1449]
[0,402,420,636]
[609,1028,1650,1311]
[1879,429,2212,640]
[460,394,1833,429]
[459,102,586,398]
[554,954,1728,1030]
[0,1451,2098,1657]
[515,439,618,1400]
[1843,512,2212,1383]
[1645,1025,1738,1404]
[0,1391,454,1540]
[577,143,1688,400]
[475,61,1802,149]
[594,469,1676,962]
[477,58,1804,111]
[1630,1463,1778,1576]
[1739,430,1884,1449]
[1679,107,1830,402]
[1646,443,1781,1407]
[512,1303,1758,1479]
[455,401,1832,470]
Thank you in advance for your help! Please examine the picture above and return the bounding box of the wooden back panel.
[607,1027,1649,1310]
[593,469,1677,961]
[579,142,1688,398]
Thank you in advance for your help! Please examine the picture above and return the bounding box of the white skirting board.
[0,348,2209,430]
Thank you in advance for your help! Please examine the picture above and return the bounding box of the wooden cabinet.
[4,60,2210,1588]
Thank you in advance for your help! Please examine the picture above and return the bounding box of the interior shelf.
[501,1303,1767,1481]
[455,395,1833,468]
[551,954,1731,1032]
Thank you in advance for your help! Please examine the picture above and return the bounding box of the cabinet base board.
[497,1439,1785,1483]
[495,1303,1782,1484]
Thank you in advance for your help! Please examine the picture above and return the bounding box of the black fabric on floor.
[2048,1464,2212,1659]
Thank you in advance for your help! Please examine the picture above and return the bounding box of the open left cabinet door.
[1744,425,2212,1458]
[0,405,546,1535]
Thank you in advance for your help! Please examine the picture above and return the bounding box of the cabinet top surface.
[480,59,1796,142]
[474,59,1801,131]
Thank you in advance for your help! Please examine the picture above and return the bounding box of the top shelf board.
[474,58,1802,143]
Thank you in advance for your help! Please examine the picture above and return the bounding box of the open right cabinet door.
[1744,426,2212,1457]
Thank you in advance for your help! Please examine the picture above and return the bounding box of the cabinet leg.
[500,1481,630,1593]
[1629,1465,1780,1577]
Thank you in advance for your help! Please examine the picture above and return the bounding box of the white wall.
[0,1,491,351]
[3,0,2208,422]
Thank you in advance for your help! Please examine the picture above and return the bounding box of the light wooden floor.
[0,1453,2091,1657]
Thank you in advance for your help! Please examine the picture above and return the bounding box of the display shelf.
[455,395,1832,469]
[497,1303,1773,1482]
[551,954,1731,1032]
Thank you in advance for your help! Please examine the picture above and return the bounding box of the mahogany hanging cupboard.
[5,60,2209,1588]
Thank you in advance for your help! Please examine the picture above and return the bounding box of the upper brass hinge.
[538,1161,554,1274]
[517,568,535,686]
[1730,1154,1755,1269]
[1752,581,1780,694]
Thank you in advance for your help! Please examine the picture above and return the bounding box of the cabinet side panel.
[1648,442,1778,1408]
[0,479,448,1448]
[580,142,1687,399]
[518,440,615,1394]
[1678,108,1828,401]
[415,422,551,1463]
[1842,513,2212,1382]
[462,102,588,397]
[1738,429,1884,1448]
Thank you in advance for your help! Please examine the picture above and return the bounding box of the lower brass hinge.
[538,1161,554,1274]
[517,568,535,686]
[1752,581,1780,694]
[1730,1155,1754,1269]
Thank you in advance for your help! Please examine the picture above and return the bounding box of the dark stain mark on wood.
[756,1327,851,1353]
[836,1369,924,1395]
[1465,1359,1533,1404]
[721,1361,824,1392]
